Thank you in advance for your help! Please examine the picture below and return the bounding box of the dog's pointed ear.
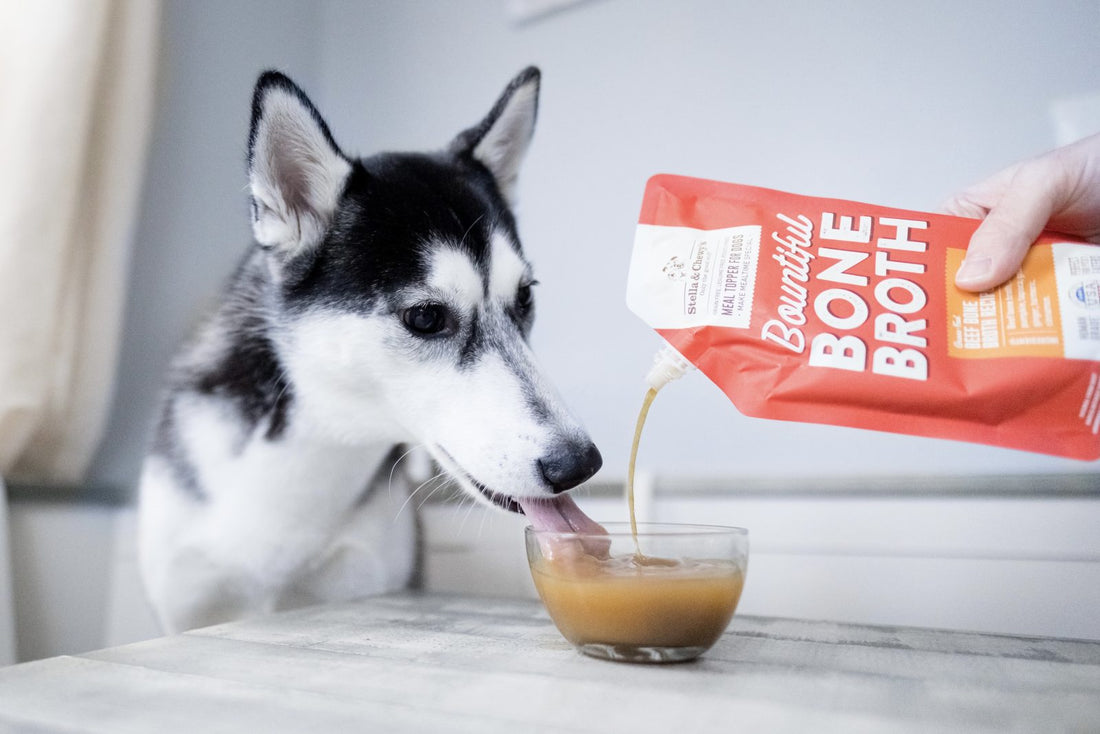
[247,71,351,259]
[450,67,540,206]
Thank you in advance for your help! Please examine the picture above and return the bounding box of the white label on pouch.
[627,224,761,329]
[1053,241,1100,360]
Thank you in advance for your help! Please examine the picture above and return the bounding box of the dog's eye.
[516,281,537,313]
[401,303,453,336]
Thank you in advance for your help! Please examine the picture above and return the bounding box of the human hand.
[944,132,1100,292]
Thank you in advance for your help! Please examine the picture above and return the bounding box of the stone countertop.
[1,591,1098,733]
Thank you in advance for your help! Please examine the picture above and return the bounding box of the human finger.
[953,158,1066,292]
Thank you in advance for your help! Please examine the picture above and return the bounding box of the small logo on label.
[663,256,686,281]
[1069,280,1100,309]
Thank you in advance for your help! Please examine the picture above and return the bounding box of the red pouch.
[626,174,1100,460]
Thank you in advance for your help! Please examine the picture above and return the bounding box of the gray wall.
[88,0,1100,497]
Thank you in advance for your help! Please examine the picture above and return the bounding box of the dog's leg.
[277,448,419,609]
[140,471,279,633]
[153,546,273,632]
[141,434,414,632]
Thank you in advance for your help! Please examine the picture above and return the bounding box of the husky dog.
[138,67,604,633]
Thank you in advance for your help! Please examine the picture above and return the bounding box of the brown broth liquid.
[626,387,659,556]
[530,555,743,650]
[530,385,744,654]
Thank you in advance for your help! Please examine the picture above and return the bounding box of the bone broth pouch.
[626,174,1100,460]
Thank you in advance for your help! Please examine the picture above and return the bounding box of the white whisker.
[386,444,422,499]
[416,474,455,510]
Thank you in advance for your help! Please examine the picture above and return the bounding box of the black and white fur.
[138,68,602,633]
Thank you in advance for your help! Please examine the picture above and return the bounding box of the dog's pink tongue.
[519,495,605,534]
[520,495,609,559]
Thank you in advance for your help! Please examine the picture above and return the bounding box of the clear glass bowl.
[525,522,749,663]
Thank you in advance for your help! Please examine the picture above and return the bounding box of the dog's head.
[245,68,602,530]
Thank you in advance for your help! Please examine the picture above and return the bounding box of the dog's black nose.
[538,440,603,494]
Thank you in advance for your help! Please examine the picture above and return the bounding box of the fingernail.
[956,256,992,284]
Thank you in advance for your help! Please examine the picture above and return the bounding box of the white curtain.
[0,0,159,481]
[0,0,160,663]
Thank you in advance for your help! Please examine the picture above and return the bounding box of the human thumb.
[953,163,1060,293]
